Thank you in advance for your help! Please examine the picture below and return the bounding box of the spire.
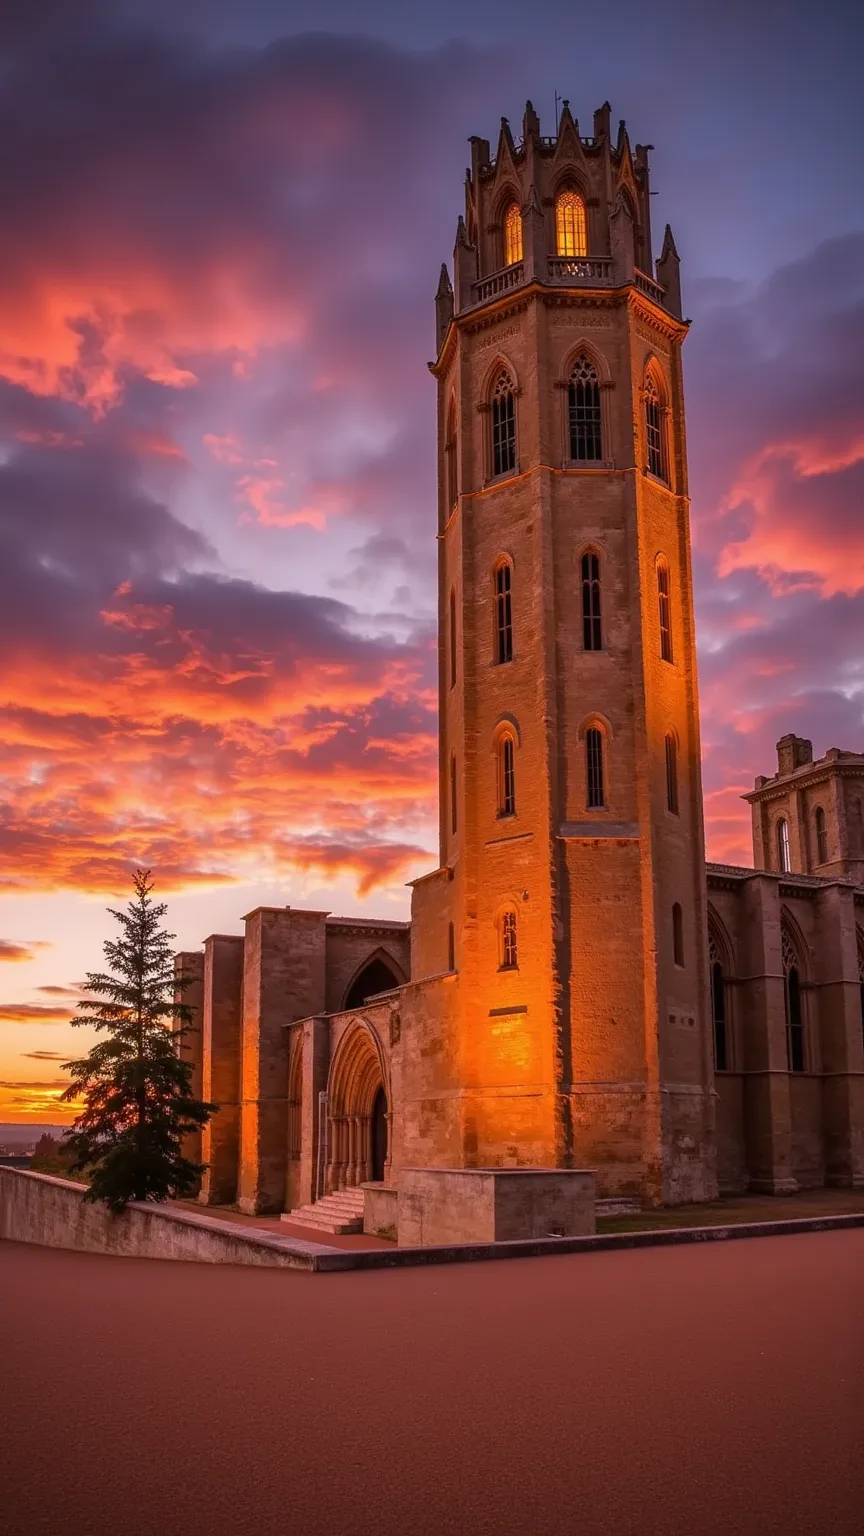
[522,99,540,142]
[453,216,476,312]
[435,263,454,354]
[495,115,517,168]
[656,225,682,318]
[593,101,611,141]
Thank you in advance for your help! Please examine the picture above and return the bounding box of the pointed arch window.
[586,727,605,809]
[657,560,673,663]
[568,354,602,462]
[503,202,523,267]
[665,733,679,815]
[672,903,684,968]
[445,401,458,512]
[494,560,513,664]
[777,818,791,873]
[448,922,455,973]
[581,551,602,651]
[491,369,516,478]
[449,588,457,690]
[814,805,828,864]
[497,733,516,817]
[450,755,458,836]
[645,372,666,480]
[500,908,518,970]
[857,930,864,1052]
[708,931,728,1071]
[555,190,587,257]
[782,927,805,1072]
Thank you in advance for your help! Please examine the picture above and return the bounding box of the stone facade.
[180,101,864,1214]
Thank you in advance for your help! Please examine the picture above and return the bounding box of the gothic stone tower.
[421,100,716,1204]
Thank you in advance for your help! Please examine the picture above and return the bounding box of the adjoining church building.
[178,101,864,1219]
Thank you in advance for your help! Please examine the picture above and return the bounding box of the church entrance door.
[371,1086,387,1182]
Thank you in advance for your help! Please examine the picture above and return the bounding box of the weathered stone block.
[397,1167,595,1247]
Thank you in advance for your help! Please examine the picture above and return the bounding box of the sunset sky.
[1,0,862,1122]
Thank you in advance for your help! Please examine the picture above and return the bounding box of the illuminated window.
[555,190,587,257]
[491,369,516,477]
[672,903,684,967]
[494,561,513,664]
[568,355,602,461]
[581,552,602,651]
[445,401,458,511]
[814,805,827,864]
[498,733,516,817]
[657,561,673,663]
[777,818,791,873]
[709,933,728,1071]
[665,733,679,815]
[450,755,458,836]
[586,727,605,809]
[782,927,805,1072]
[449,589,457,689]
[503,202,523,266]
[500,909,518,970]
[645,372,666,480]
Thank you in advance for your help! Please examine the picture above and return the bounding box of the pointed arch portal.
[325,1023,389,1191]
[342,954,400,1012]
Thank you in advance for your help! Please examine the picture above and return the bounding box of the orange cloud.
[0,941,50,963]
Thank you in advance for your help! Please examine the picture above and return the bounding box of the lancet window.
[708,931,728,1071]
[500,909,518,970]
[672,903,684,967]
[568,354,602,462]
[586,727,605,809]
[503,202,523,267]
[814,805,828,864]
[445,401,458,512]
[497,733,516,817]
[494,560,513,664]
[449,588,457,689]
[857,930,864,1051]
[450,755,458,836]
[491,369,516,477]
[555,190,587,257]
[657,560,673,663]
[581,551,602,651]
[645,372,666,480]
[782,926,805,1072]
[665,733,679,815]
[777,818,791,874]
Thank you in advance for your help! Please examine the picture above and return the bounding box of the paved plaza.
[3,1230,862,1535]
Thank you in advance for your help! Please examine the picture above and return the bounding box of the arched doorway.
[371,1086,388,1182]
[325,1023,389,1191]
[342,954,400,1011]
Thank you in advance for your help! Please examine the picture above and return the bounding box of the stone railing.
[634,268,666,306]
[470,261,524,305]
[547,256,614,285]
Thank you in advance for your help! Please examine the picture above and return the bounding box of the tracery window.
[708,931,728,1071]
[777,818,791,873]
[555,190,587,257]
[498,733,516,817]
[586,727,605,809]
[500,908,518,970]
[657,560,673,663]
[814,805,828,864]
[665,733,679,815]
[672,903,684,967]
[568,354,602,462]
[494,560,513,664]
[449,588,457,689]
[503,201,523,267]
[491,369,516,477]
[782,927,805,1072]
[581,551,602,651]
[645,372,666,480]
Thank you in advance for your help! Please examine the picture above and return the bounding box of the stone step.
[281,1210,363,1235]
[297,1194,365,1215]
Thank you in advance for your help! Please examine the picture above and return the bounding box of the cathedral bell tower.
[421,100,716,1205]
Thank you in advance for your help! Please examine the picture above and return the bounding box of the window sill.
[498,964,519,974]
[484,467,520,488]
[496,811,517,822]
[562,459,614,472]
[644,468,672,489]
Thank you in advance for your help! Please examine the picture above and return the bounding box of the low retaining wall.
[0,1166,327,1270]
[362,1182,398,1238]
[397,1167,596,1247]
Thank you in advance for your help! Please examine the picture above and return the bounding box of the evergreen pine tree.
[62,869,216,1211]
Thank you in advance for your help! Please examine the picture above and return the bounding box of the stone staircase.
[282,1187,366,1235]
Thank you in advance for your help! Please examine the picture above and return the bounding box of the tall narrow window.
[657,561,673,663]
[450,755,457,836]
[500,909,518,970]
[568,355,602,462]
[449,588,457,689]
[777,818,791,873]
[555,190,587,257]
[448,922,455,973]
[586,727,605,809]
[672,903,684,967]
[503,202,522,267]
[581,552,602,651]
[645,372,666,480]
[709,934,728,1071]
[498,733,516,817]
[665,733,679,815]
[782,929,805,1072]
[857,931,864,1052]
[814,805,827,864]
[445,402,458,512]
[491,369,516,477]
[494,561,513,664]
